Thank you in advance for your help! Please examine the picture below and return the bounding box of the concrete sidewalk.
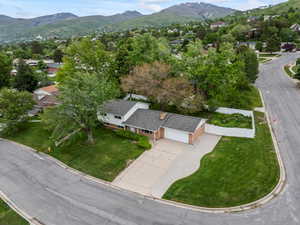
[112,134,221,198]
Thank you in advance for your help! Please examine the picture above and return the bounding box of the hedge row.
[115,129,152,150]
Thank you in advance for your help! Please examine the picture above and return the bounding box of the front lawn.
[0,199,28,225]
[208,113,252,129]
[163,112,280,207]
[4,123,145,182]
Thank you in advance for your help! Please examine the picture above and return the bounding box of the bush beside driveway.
[163,112,280,208]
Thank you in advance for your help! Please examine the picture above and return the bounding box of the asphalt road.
[1,53,300,225]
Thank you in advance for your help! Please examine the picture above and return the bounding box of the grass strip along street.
[0,199,28,225]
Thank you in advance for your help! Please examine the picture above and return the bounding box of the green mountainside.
[0,2,236,43]
[250,0,299,15]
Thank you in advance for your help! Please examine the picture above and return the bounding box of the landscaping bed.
[259,53,280,57]
[208,113,252,129]
[284,65,294,78]
[3,123,145,182]
[0,199,28,225]
[163,112,280,208]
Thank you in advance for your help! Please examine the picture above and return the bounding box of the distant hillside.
[161,2,236,19]
[0,11,143,42]
[101,2,237,32]
[0,15,18,25]
[0,2,236,43]
[249,0,299,15]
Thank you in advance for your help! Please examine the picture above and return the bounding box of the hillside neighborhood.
[0,0,300,225]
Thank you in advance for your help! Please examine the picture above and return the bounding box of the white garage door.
[164,128,189,143]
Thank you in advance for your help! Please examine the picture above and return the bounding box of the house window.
[114,115,122,119]
[141,129,153,134]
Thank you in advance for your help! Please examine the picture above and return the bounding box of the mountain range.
[0,2,236,43]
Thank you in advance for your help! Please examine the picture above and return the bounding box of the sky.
[0,0,288,18]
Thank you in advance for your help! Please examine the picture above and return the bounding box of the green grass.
[284,65,294,78]
[163,112,280,207]
[259,53,280,58]
[259,57,272,63]
[0,199,29,225]
[4,123,145,182]
[208,113,252,129]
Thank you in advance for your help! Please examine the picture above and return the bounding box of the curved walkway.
[1,53,300,225]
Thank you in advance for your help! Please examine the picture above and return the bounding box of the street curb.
[0,190,44,225]
[282,65,299,84]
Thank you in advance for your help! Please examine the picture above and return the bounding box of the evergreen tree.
[0,52,12,89]
[13,60,38,92]
[266,36,281,53]
[53,49,64,63]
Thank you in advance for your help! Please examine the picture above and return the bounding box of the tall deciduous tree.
[13,60,38,92]
[0,52,12,89]
[43,72,119,145]
[0,88,34,135]
[53,49,64,63]
[56,38,113,82]
[266,36,281,53]
[237,47,259,83]
[121,62,204,112]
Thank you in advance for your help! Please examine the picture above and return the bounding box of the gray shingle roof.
[123,109,165,131]
[103,100,137,116]
[163,114,202,133]
[123,109,203,133]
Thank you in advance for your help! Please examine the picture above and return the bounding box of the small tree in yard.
[0,88,34,135]
[255,41,263,52]
[266,36,281,53]
[42,72,119,145]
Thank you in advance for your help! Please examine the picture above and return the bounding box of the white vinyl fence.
[123,94,148,101]
[205,107,255,138]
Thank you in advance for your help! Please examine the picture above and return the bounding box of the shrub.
[115,129,140,141]
[137,136,152,150]
[115,129,152,150]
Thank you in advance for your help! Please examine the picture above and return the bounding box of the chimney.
[160,112,168,120]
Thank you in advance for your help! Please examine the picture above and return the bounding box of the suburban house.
[98,100,206,144]
[210,21,227,29]
[290,24,300,33]
[33,85,59,108]
[47,63,61,76]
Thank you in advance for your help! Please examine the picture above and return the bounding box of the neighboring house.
[98,100,206,144]
[10,69,17,76]
[210,21,227,29]
[290,24,300,33]
[264,15,280,21]
[237,41,257,50]
[47,63,61,76]
[247,16,260,23]
[33,85,59,108]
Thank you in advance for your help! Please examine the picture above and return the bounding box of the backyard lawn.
[0,199,28,225]
[163,112,280,207]
[208,113,252,129]
[4,123,145,182]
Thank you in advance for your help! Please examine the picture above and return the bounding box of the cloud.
[138,0,170,12]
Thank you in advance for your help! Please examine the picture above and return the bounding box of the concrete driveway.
[112,134,221,198]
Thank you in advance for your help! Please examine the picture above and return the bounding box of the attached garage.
[164,127,189,143]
